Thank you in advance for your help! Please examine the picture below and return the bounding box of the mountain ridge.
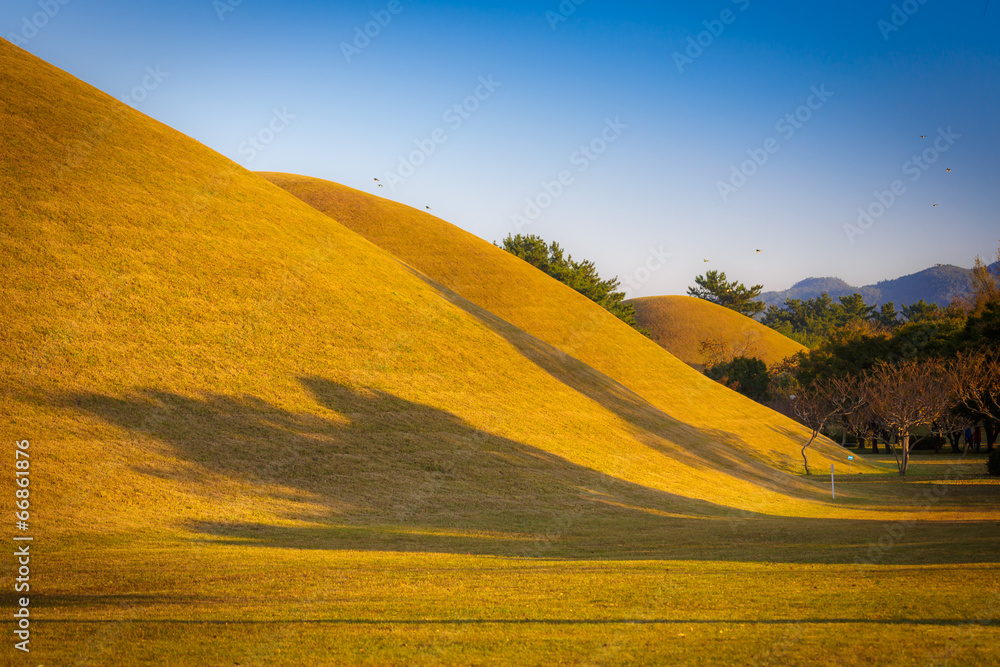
[761,262,997,308]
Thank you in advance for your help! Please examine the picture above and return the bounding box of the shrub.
[706,356,770,403]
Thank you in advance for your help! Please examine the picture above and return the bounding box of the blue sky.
[5,0,998,297]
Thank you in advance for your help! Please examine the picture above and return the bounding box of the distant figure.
[974,426,982,453]
[965,427,974,447]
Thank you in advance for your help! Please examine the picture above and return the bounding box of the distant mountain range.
[761,262,1000,309]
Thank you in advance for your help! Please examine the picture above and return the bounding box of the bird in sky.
[374,178,379,181]
[920,135,926,139]
[703,258,710,263]
[946,168,952,173]
[755,249,762,254]
[933,204,938,207]
[426,206,431,210]
[377,184,383,188]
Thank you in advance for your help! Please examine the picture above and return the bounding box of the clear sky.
[5,0,998,297]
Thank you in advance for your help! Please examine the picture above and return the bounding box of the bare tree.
[954,349,1000,423]
[792,375,866,475]
[699,329,761,368]
[838,390,877,452]
[866,359,957,476]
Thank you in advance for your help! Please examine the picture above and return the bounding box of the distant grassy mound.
[262,173,850,482]
[628,295,807,370]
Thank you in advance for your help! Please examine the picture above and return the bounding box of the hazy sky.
[6,0,998,296]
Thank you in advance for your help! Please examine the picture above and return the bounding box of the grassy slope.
[628,294,807,370]
[261,173,851,479]
[0,36,873,545]
[4,42,998,666]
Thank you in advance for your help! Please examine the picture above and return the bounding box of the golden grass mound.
[629,295,807,370]
[262,174,856,484]
[0,36,883,563]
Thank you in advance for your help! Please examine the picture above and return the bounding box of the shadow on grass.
[410,273,844,498]
[65,379,1000,565]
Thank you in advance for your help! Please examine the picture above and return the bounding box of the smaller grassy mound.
[628,295,807,370]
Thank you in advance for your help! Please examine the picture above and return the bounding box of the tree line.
[498,234,648,334]
[691,245,1000,476]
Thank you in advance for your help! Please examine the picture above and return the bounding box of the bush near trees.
[499,234,648,335]
[705,357,770,403]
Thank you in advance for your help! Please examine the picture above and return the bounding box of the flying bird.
[755,249,762,254]
[377,184,383,188]
[374,178,379,181]
[703,258,710,263]
[946,168,952,173]
[920,135,926,139]
[426,206,431,210]
[933,204,938,207]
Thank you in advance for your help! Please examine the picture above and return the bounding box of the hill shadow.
[64,380,1000,565]
[408,271,832,499]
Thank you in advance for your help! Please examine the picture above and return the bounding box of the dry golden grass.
[0,38,874,551]
[4,41,998,666]
[628,294,807,370]
[262,173,851,481]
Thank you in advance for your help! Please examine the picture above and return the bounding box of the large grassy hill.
[262,173,846,481]
[0,35,876,550]
[7,40,998,666]
[628,295,807,370]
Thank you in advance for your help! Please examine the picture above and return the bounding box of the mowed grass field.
[628,295,807,371]
[1,41,999,665]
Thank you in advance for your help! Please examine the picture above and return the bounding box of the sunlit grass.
[3,40,998,666]
[628,294,807,370]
